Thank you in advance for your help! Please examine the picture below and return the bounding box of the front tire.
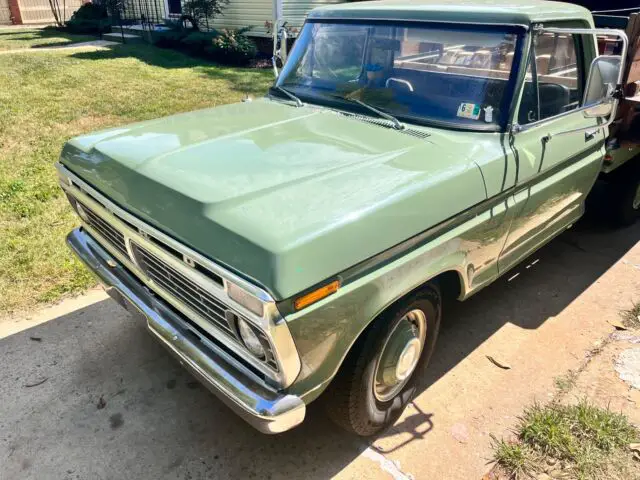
[323,285,442,436]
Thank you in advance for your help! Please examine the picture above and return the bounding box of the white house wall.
[210,0,342,37]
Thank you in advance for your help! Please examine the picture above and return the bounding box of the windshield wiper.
[273,85,303,108]
[330,94,405,130]
[351,98,405,130]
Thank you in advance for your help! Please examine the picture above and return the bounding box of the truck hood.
[61,99,486,299]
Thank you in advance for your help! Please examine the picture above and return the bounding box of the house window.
[168,0,181,15]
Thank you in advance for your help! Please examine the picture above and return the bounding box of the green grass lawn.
[0,27,96,51]
[0,40,272,315]
[492,401,640,479]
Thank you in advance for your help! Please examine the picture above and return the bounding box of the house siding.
[15,0,83,23]
[282,0,341,35]
[210,0,341,37]
[0,0,11,25]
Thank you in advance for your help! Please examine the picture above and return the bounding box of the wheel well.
[359,270,463,344]
[365,270,462,334]
[432,270,463,303]
[316,269,464,403]
[374,270,463,322]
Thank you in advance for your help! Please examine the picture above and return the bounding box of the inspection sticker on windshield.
[457,103,481,120]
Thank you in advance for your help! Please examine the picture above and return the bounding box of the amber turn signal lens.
[294,280,340,311]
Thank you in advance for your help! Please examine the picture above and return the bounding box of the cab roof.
[308,0,594,28]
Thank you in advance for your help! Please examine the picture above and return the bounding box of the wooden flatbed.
[594,10,640,169]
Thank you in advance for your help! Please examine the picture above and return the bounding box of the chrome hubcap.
[373,309,427,402]
[395,338,421,380]
[633,182,640,210]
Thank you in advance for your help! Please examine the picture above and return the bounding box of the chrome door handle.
[585,128,600,141]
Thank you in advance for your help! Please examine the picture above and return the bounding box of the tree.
[182,0,228,31]
[47,0,64,27]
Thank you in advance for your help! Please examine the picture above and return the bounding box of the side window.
[518,32,584,124]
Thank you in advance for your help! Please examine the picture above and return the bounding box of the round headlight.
[237,318,266,359]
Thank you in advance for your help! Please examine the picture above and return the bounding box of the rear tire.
[608,165,640,227]
[323,284,442,436]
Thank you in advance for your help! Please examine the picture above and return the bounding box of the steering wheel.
[385,78,414,92]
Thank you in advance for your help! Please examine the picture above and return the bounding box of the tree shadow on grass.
[70,44,274,97]
[0,28,97,49]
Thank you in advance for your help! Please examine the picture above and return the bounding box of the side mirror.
[583,55,622,118]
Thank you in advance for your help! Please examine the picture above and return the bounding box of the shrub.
[153,29,189,49]
[154,26,257,66]
[204,28,257,65]
[181,30,218,52]
[66,3,111,34]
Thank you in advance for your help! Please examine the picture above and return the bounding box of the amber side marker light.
[294,280,340,311]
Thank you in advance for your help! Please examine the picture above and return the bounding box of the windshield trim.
[278,17,529,132]
[275,19,527,133]
[306,17,530,32]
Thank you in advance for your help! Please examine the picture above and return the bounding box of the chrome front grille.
[60,170,294,382]
[79,201,128,256]
[130,242,279,370]
[131,242,235,336]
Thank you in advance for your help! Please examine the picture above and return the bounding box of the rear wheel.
[609,166,640,227]
[323,285,441,436]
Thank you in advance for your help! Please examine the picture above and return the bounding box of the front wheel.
[323,285,441,436]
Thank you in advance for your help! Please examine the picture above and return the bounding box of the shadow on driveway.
[379,200,640,450]
[0,297,368,479]
[1,196,638,479]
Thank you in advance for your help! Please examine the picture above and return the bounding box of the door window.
[518,31,585,125]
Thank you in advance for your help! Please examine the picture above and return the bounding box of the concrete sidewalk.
[0,40,117,55]
[1,218,638,480]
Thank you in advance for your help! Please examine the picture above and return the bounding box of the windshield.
[275,21,523,130]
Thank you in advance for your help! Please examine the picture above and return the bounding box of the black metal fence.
[119,0,167,26]
[98,0,171,37]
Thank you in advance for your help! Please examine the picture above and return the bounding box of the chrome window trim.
[513,26,628,134]
[57,163,301,388]
[513,105,588,132]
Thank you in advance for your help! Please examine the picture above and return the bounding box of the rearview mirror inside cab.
[583,55,622,118]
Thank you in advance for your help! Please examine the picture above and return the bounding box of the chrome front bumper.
[67,228,305,434]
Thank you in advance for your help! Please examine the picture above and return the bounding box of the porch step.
[112,25,171,35]
[102,32,146,44]
[111,26,142,36]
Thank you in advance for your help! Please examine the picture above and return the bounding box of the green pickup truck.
[57,0,640,436]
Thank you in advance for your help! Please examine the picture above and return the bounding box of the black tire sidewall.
[357,287,441,432]
[616,176,640,226]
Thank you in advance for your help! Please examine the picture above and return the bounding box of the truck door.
[498,26,607,272]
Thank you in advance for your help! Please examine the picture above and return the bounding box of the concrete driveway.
[1,215,639,480]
